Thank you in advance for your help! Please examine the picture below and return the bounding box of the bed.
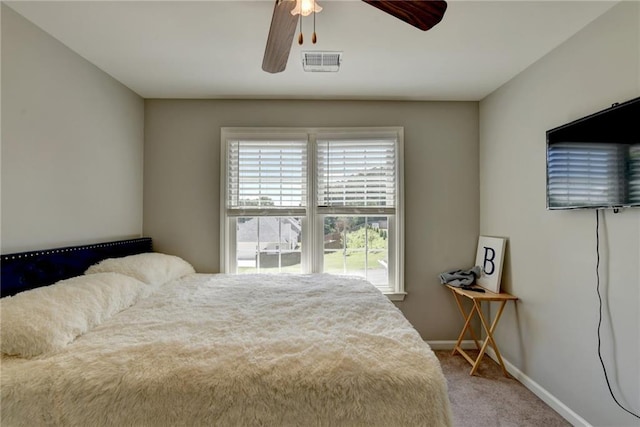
[1,238,452,426]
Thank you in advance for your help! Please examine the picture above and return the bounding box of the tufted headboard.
[1,238,153,297]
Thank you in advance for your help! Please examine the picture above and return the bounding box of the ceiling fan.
[262,0,448,73]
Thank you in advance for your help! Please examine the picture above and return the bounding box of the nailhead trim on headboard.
[0,239,151,261]
[1,238,153,297]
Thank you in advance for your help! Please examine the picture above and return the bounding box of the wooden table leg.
[453,304,482,367]
[472,299,511,377]
[450,289,481,356]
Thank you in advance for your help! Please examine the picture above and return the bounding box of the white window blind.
[227,140,307,211]
[316,139,396,210]
[547,142,626,208]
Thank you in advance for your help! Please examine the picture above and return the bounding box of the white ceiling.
[5,0,618,100]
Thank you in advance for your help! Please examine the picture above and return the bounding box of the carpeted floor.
[435,350,571,427]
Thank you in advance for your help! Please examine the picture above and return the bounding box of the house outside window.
[220,127,405,300]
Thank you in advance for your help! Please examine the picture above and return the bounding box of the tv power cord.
[595,210,640,420]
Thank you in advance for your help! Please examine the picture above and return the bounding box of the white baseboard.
[484,348,592,427]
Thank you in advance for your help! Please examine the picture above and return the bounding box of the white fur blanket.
[2,274,452,426]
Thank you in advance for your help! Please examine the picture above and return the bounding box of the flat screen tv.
[546,96,640,210]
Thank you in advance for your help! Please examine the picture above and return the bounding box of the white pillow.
[0,273,149,358]
[85,252,195,286]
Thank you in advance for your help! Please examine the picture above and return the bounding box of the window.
[221,128,404,300]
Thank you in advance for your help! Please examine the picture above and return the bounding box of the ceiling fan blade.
[262,0,299,73]
[361,0,447,31]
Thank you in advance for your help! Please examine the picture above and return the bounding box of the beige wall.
[480,2,639,425]
[144,99,479,339]
[1,5,144,252]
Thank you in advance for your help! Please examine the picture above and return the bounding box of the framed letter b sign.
[475,236,506,293]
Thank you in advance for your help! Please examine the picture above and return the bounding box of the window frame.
[220,127,405,300]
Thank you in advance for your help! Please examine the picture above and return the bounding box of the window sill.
[384,292,407,302]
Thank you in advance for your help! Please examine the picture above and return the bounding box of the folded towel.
[439,266,482,287]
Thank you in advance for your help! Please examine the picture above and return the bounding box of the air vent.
[301,51,343,72]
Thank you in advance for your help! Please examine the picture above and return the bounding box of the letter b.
[483,247,496,275]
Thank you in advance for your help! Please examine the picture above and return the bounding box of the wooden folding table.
[446,285,518,377]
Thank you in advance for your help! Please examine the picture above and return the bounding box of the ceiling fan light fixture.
[263,0,447,74]
[291,0,322,17]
